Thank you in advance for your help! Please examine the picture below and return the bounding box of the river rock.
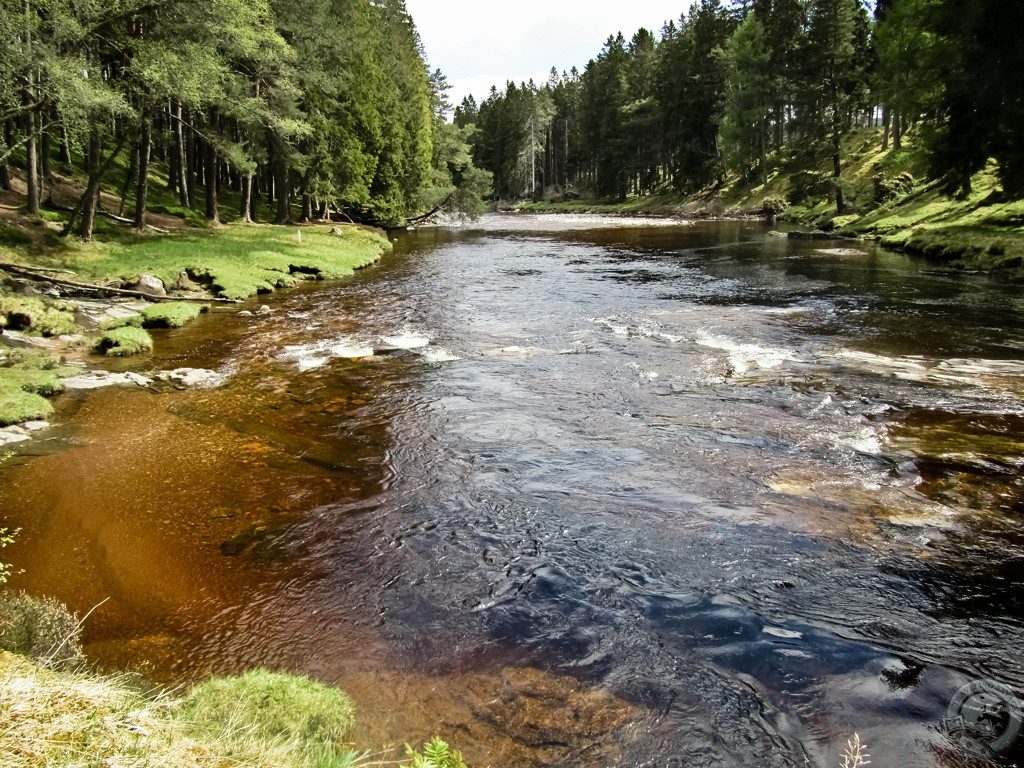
[155,368,226,388]
[0,428,30,447]
[256,305,273,316]
[126,274,167,297]
[20,421,49,432]
[237,310,254,318]
[767,230,788,238]
[62,371,152,390]
[173,271,204,293]
[0,330,63,351]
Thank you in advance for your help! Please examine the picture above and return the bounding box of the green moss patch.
[137,302,208,329]
[0,352,74,426]
[96,326,153,357]
[0,293,77,337]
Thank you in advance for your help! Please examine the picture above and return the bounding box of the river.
[2,214,1023,767]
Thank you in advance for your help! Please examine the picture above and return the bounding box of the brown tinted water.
[3,215,1024,767]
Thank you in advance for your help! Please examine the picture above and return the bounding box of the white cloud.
[406,0,693,104]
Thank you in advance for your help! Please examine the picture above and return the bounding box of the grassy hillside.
[509,129,1024,275]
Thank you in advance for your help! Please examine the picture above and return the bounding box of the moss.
[0,223,33,247]
[0,293,77,337]
[0,388,53,425]
[0,353,71,425]
[138,302,208,329]
[96,326,153,357]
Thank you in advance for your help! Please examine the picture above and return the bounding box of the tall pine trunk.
[240,172,254,222]
[78,128,103,241]
[24,101,40,215]
[133,109,152,229]
[204,109,218,222]
[0,121,12,191]
[173,102,191,207]
[832,131,845,215]
[273,139,290,224]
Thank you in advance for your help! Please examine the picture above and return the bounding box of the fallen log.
[0,262,240,303]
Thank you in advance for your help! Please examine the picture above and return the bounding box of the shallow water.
[3,214,1024,766]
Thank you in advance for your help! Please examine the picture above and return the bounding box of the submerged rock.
[154,368,226,389]
[62,371,152,390]
[0,427,30,447]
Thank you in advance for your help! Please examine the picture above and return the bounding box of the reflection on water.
[2,215,1024,767]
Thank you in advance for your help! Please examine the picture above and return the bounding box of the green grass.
[0,292,77,337]
[0,351,75,426]
[24,223,389,301]
[96,325,153,357]
[177,669,358,763]
[0,654,368,768]
[105,301,209,330]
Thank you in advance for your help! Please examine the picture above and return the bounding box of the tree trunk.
[882,106,890,151]
[133,109,152,229]
[173,102,191,207]
[24,101,40,215]
[832,134,845,215]
[59,120,72,165]
[240,172,253,223]
[0,121,12,191]
[119,144,138,217]
[204,139,218,223]
[893,112,903,151]
[78,128,103,241]
[273,141,290,224]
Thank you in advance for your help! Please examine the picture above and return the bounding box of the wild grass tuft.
[0,654,372,768]
[0,592,85,669]
[840,733,871,768]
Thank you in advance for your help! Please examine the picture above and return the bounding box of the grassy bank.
[0,207,390,427]
[506,129,1024,276]
[0,593,468,768]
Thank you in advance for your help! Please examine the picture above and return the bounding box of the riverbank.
[504,129,1024,277]
[0,221,390,432]
[0,601,460,768]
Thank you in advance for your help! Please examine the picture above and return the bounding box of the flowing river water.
[2,215,1024,767]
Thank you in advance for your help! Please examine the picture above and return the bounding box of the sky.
[405,0,693,106]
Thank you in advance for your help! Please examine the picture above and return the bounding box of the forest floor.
[507,128,1024,277]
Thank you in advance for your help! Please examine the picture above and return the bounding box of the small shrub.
[96,326,153,357]
[405,737,469,768]
[0,592,85,669]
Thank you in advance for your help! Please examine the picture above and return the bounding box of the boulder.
[256,305,273,316]
[126,274,167,297]
[173,270,204,293]
[330,227,344,236]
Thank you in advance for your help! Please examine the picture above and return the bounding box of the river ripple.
[2,215,1023,767]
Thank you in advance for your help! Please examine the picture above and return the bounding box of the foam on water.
[379,331,431,351]
[695,333,800,374]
